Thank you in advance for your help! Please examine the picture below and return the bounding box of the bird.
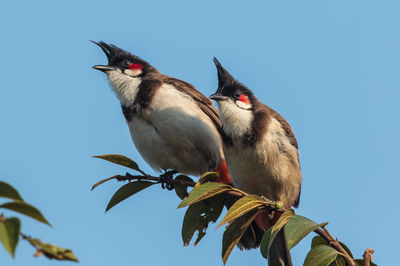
[92,41,232,186]
[210,58,302,266]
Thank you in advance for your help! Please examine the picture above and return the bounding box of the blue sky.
[1,0,398,265]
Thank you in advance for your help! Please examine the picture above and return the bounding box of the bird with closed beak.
[210,58,302,266]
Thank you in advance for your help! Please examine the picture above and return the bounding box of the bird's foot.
[159,170,177,190]
[116,172,136,182]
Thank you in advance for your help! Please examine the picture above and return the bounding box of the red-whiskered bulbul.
[210,58,302,266]
[92,42,263,249]
[92,41,232,185]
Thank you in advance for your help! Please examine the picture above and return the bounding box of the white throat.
[107,70,142,106]
[217,99,253,138]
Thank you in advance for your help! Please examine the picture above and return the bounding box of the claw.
[159,170,177,190]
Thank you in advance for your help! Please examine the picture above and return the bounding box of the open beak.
[92,65,118,73]
[209,93,228,101]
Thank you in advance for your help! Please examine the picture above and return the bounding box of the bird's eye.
[234,92,241,98]
[122,60,131,68]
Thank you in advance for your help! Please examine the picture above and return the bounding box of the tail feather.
[236,220,264,250]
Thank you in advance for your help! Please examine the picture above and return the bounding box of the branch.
[92,156,376,265]
[314,227,356,266]
[102,172,281,210]
[121,172,196,187]
[119,172,282,208]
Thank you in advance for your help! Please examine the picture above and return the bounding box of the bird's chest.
[224,144,278,197]
[127,116,162,152]
[133,84,204,130]
[126,84,200,149]
[223,122,289,199]
[124,84,220,173]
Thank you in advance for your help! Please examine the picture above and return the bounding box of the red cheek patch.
[238,94,250,104]
[129,63,143,70]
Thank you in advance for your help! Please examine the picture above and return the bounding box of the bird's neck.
[108,71,142,106]
[218,100,253,139]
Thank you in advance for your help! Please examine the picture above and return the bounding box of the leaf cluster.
[93,154,377,266]
[0,181,78,262]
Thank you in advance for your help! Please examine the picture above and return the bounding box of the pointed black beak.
[91,40,115,62]
[209,93,228,101]
[92,65,118,73]
[91,40,124,72]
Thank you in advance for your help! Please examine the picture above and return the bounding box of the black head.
[210,57,254,109]
[92,41,157,77]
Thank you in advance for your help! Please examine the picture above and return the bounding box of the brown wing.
[268,107,301,208]
[269,108,298,149]
[163,76,222,132]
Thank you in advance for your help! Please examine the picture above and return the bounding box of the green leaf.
[178,182,233,208]
[355,259,378,266]
[27,237,78,262]
[330,255,347,266]
[304,245,345,266]
[182,195,224,246]
[260,209,294,259]
[218,195,265,228]
[311,236,354,260]
[174,175,194,200]
[0,217,20,257]
[0,202,50,226]
[93,154,141,172]
[106,181,154,212]
[284,215,328,249]
[222,209,259,264]
[311,235,329,247]
[195,172,219,187]
[0,181,23,201]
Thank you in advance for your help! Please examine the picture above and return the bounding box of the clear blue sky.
[1,1,398,265]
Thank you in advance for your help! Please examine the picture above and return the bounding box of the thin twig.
[118,173,196,187]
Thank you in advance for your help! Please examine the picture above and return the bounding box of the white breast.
[127,84,223,175]
[107,70,142,106]
[217,99,253,139]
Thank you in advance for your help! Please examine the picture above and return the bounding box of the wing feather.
[163,76,222,131]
